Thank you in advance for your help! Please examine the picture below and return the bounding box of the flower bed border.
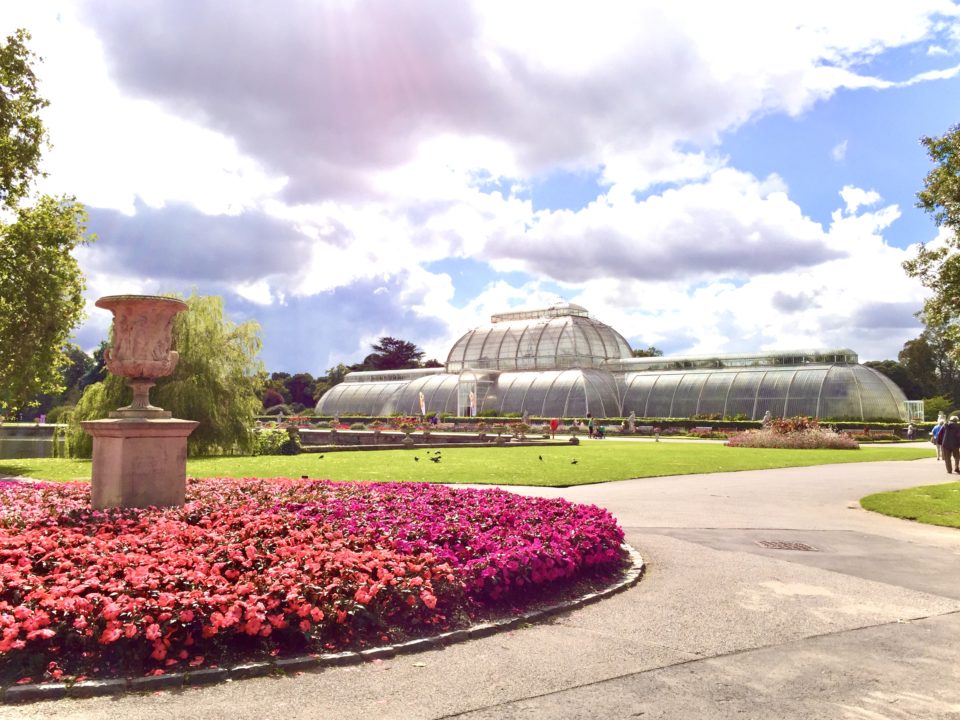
[1,544,644,704]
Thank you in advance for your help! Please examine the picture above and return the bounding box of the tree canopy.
[360,336,425,370]
[0,197,92,416]
[631,346,664,358]
[0,30,48,210]
[66,294,264,457]
[904,124,960,329]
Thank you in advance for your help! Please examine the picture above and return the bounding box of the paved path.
[7,454,960,719]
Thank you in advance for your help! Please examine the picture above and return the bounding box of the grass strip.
[0,443,934,486]
[861,481,960,529]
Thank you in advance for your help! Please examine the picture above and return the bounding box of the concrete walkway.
[6,454,960,719]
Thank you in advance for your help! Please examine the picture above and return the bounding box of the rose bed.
[0,478,626,684]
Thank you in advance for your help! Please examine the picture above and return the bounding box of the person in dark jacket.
[939,415,960,474]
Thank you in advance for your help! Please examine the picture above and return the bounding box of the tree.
[361,337,425,370]
[261,388,285,410]
[904,124,960,329]
[79,340,108,391]
[284,372,316,407]
[0,197,92,416]
[0,30,48,210]
[325,363,351,386]
[632,346,664,358]
[66,294,263,457]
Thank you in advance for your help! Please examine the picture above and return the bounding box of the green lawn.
[0,442,934,487]
[861,481,960,529]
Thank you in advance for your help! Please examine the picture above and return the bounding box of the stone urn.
[96,295,187,418]
[82,295,198,510]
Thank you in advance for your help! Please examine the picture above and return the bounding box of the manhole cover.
[755,540,820,552]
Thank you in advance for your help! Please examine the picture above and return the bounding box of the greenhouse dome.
[315,304,916,422]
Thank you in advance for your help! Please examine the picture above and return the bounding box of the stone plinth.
[82,418,198,510]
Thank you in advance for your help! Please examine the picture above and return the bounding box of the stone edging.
[2,544,644,704]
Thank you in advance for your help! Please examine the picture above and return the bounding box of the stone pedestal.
[82,418,198,510]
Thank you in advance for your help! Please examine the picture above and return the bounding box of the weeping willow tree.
[66,293,263,457]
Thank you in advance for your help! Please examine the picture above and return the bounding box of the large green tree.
[360,336,425,370]
[0,30,48,210]
[0,197,92,416]
[66,294,264,457]
[904,123,960,328]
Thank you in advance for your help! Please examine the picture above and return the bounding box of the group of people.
[930,414,960,474]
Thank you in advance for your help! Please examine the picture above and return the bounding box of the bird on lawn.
[430,456,441,463]
[414,457,419,462]
[570,459,578,465]
[538,455,543,461]
[317,455,324,459]
[301,475,308,480]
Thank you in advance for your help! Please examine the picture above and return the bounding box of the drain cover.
[755,540,820,552]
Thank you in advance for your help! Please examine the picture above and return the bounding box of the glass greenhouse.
[315,303,913,421]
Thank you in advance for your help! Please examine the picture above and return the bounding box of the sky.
[3,1,960,374]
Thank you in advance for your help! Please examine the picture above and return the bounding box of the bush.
[45,404,74,425]
[253,428,288,455]
[350,422,367,430]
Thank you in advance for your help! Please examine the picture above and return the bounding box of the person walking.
[940,415,960,474]
[940,416,960,474]
[549,417,559,439]
[932,418,946,460]
[586,413,595,439]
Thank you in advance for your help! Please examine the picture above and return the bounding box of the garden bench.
[637,425,655,434]
[692,426,713,433]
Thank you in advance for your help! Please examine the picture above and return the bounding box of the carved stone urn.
[82,294,198,510]
[96,295,187,418]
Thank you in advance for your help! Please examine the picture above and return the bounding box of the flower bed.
[725,417,859,449]
[0,478,626,685]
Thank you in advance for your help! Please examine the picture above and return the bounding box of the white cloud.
[839,186,882,215]
[831,140,848,162]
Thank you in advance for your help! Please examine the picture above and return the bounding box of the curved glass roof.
[446,304,632,373]
[620,364,907,421]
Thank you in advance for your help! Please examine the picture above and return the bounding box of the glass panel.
[476,326,506,371]
[462,327,491,369]
[783,368,826,418]
[852,366,906,421]
[819,366,859,420]
[481,374,514,414]
[501,374,537,413]
[536,324,565,370]
[515,323,542,370]
[555,322,578,369]
[434,375,460,415]
[621,374,658,417]
[523,372,559,417]
[496,326,522,371]
[446,332,469,372]
[724,371,763,419]
[672,373,709,417]
[755,371,791,418]
[542,371,572,418]
[583,369,621,417]
[561,371,587,418]
[698,373,735,418]
[645,374,683,418]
